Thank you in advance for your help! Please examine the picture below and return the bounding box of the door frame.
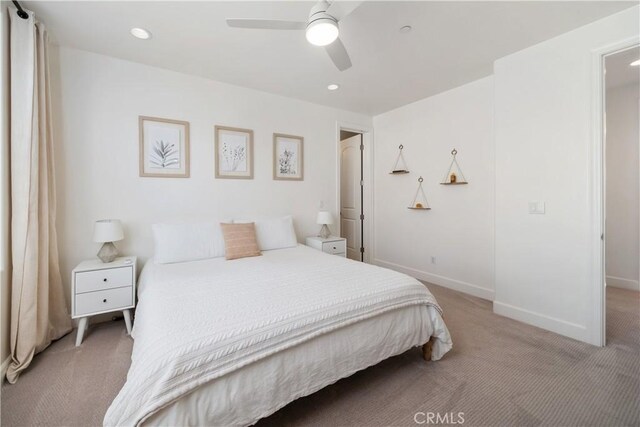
[590,36,639,347]
[336,121,374,263]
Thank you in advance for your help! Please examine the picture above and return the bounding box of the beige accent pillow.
[220,222,262,260]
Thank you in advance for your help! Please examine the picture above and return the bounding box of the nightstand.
[71,256,137,346]
[305,236,347,257]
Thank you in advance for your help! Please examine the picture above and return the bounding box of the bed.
[104,243,452,426]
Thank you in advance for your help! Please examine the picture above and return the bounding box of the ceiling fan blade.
[226,19,306,30]
[325,37,352,71]
[325,1,364,21]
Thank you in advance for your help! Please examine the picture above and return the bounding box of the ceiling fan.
[226,1,363,71]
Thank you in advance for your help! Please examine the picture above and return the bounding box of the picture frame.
[215,126,254,179]
[273,133,304,181]
[139,116,190,178]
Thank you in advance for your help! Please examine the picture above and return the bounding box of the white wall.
[50,6,639,347]
[372,77,495,300]
[494,6,639,345]
[1,3,11,372]
[606,82,639,291]
[52,47,371,308]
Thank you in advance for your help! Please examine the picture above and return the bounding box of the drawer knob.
[103,299,107,303]
[103,278,107,282]
[333,247,336,249]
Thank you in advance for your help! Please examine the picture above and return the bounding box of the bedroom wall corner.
[372,76,495,300]
[52,47,372,311]
[1,2,12,375]
[493,5,640,345]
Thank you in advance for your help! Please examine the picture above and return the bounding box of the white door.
[340,134,362,261]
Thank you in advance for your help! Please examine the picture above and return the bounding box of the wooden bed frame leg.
[422,336,434,361]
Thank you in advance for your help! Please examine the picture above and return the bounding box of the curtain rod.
[12,1,29,19]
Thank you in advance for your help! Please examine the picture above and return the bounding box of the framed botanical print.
[215,126,254,179]
[139,116,190,178]
[273,133,304,181]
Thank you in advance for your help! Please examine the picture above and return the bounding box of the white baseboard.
[606,276,640,292]
[374,259,494,301]
[1,355,9,381]
[493,300,590,344]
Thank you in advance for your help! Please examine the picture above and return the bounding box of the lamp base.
[97,242,118,263]
[317,224,331,239]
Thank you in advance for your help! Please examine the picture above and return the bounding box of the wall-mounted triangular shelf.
[408,176,431,210]
[390,145,410,174]
[440,148,468,185]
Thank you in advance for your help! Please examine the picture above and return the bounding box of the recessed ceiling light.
[400,25,412,34]
[130,28,152,40]
[327,84,340,91]
[631,59,640,67]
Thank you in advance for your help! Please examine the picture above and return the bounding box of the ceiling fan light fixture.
[306,18,339,46]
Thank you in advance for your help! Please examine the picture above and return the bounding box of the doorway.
[340,130,364,261]
[600,44,640,345]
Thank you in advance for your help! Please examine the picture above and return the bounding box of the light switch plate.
[528,201,545,214]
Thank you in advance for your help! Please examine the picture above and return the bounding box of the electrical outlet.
[431,256,436,264]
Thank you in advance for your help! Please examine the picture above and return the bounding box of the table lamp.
[93,219,124,263]
[316,211,333,239]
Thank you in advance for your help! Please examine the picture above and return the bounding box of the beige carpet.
[2,285,638,426]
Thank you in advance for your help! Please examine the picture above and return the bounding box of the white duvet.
[104,245,452,426]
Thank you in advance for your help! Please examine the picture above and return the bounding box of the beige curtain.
[6,7,71,384]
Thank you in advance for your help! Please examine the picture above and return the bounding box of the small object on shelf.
[390,145,410,174]
[408,176,431,210]
[441,148,468,185]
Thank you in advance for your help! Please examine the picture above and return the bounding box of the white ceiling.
[25,1,638,115]
[606,46,640,89]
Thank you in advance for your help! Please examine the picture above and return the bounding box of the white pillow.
[152,221,226,264]
[234,216,298,251]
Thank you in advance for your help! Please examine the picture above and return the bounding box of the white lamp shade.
[93,219,124,243]
[316,211,334,225]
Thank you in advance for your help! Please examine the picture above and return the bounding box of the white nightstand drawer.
[322,240,346,255]
[75,287,133,317]
[75,266,133,294]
